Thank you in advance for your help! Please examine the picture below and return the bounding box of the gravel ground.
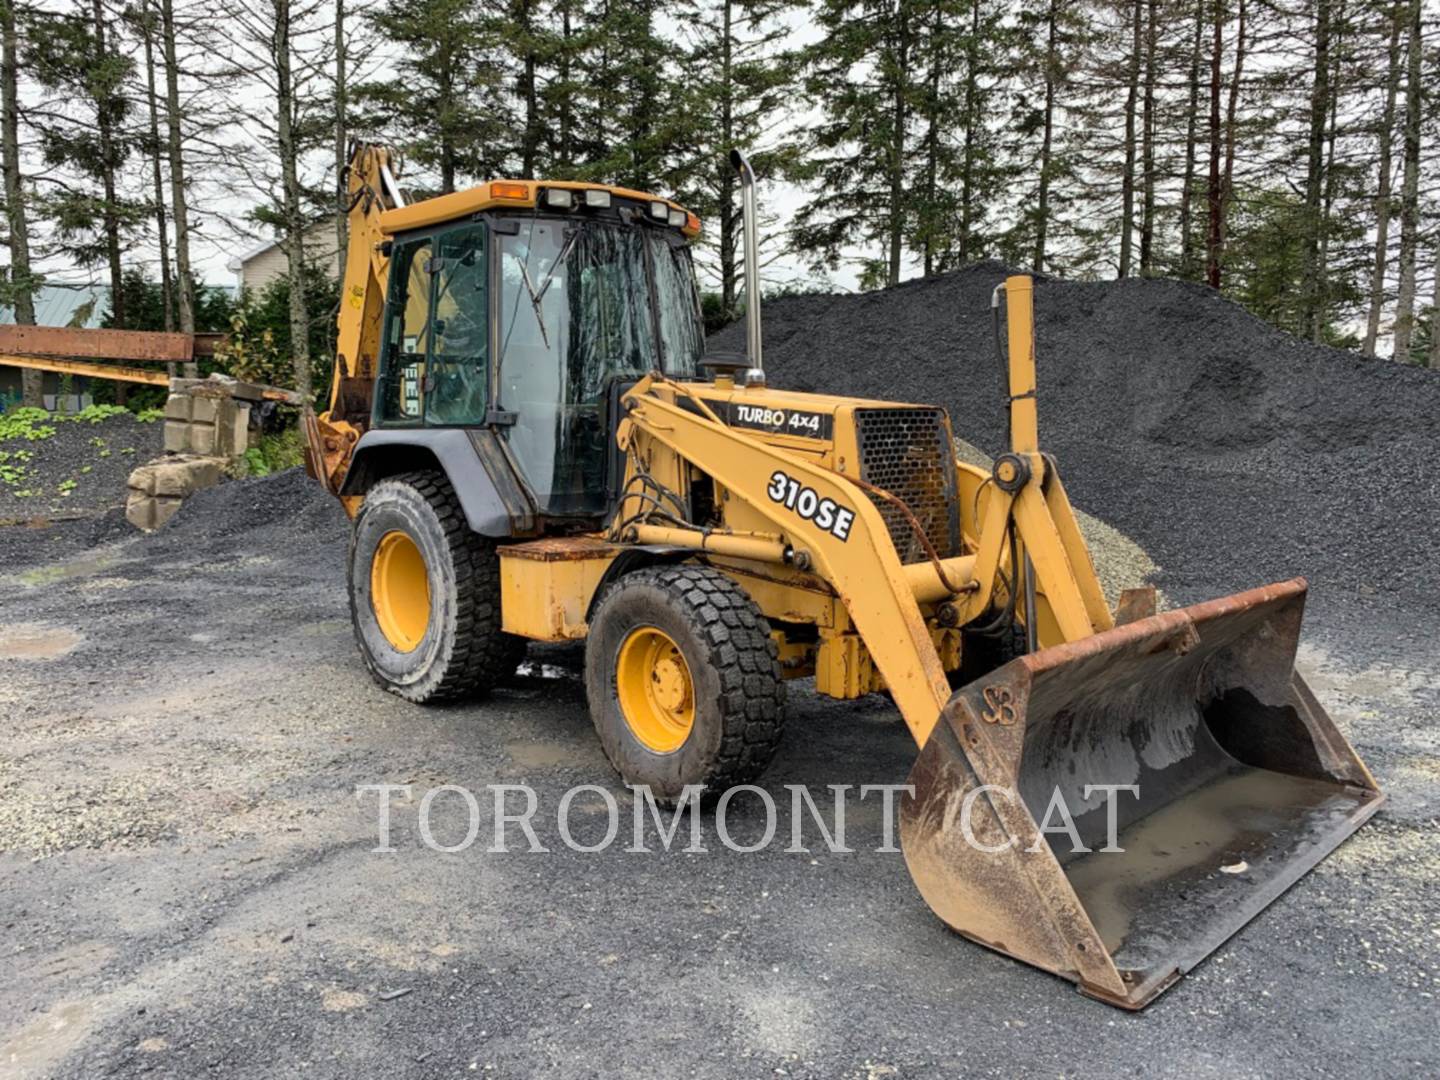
[0,413,163,522]
[1,268,1437,1076]
[0,480,1434,1077]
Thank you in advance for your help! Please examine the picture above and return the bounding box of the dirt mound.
[710,264,1440,621]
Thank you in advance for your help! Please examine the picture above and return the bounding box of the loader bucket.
[899,579,1381,1009]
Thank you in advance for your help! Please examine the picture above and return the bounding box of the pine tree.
[1010,0,1088,274]
[1390,0,1422,361]
[793,0,924,288]
[1,0,41,405]
[159,0,197,368]
[574,0,680,191]
[1362,0,1405,356]
[129,0,176,335]
[356,0,513,190]
[908,0,1007,276]
[674,0,801,314]
[26,0,144,328]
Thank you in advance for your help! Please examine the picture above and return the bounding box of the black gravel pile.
[0,465,348,574]
[710,263,1440,626]
[145,466,349,569]
[0,412,162,521]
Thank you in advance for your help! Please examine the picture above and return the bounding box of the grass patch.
[239,428,304,478]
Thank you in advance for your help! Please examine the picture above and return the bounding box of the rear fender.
[339,428,537,538]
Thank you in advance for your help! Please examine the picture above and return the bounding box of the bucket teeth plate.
[899,578,1382,1009]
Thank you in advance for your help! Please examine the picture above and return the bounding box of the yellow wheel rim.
[616,626,695,753]
[370,529,431,652]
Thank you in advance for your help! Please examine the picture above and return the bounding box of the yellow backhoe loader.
[306,144,1381,1008]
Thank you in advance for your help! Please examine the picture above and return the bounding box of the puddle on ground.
[12,553,119,587]
[503,741,593,770]
[1,999,95,1077]
[0,624,82,661]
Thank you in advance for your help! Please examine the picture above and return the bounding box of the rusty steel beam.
[192,332,226,357]
[0,353,170,386]
[0,324,195,362]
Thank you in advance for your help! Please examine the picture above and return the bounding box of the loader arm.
[304,143,404,497]
[619,376,955,747]
[956,275,1113,645]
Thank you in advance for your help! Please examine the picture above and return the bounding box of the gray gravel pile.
[0,412,162,521]
[711,263,1440,621]
[145,466,349,566]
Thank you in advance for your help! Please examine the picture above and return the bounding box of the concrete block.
[125,491,179,530]
[125,490,153,530]
[164,394,192,421]
[188,423,217,456]
[164,420,190,454]
[151,458,224,498]
[127,463,159,497]
[216,401,251,457]
[152,496,183,528]
[190,395,221,424]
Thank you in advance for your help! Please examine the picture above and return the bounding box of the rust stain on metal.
[0,324,195,362]
[900,578,1382,1009]
[502,536,622,562]
[0,354,169,386]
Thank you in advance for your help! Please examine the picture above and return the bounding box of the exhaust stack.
[729,148,765,388]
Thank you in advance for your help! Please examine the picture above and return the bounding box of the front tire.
[348,470,523,702]
[585,565,786,800]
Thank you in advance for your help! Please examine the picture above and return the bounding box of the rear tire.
[585,565,785,801]
[348,470,524,702]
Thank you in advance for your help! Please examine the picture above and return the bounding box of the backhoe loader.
[306,143,1382,1009]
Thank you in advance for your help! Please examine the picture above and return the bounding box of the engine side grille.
[853,407,961,563]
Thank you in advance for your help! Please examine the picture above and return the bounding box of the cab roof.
[379,180,702,239]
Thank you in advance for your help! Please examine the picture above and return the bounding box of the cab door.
[374,223,490,428]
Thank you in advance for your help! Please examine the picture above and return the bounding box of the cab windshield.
[497,218,703,515]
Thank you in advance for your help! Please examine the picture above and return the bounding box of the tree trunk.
[1300,0,1330,341]
[558,2,573,169]
[517,0,539,174]
[1179,0,1202,278]
[1362,1,1403,357]
[1429,240,1440,368]
[93,0,125,331]
[140,0,174,336]
[1139,0,1158,274]
[1119,0,1142,277]
[1221,0,1244,254]
[1034,0,1059,273]
[958,0,980,262]
[1,0,40,405]
[435,40,457,192]
[161,0,197,371]
[334,0,347,265]
[1315,0,1344,345]
[887,3,910,287]
[1391,0,1422,362]
[921,0,943,277]
[1205,0,1222,288]
[274,0,312,401]
[719,0,737,315]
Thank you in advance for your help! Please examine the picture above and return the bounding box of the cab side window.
[426,225,489,425]
[377,238,433,424]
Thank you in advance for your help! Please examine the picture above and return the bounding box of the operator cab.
[372,183,705,520]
